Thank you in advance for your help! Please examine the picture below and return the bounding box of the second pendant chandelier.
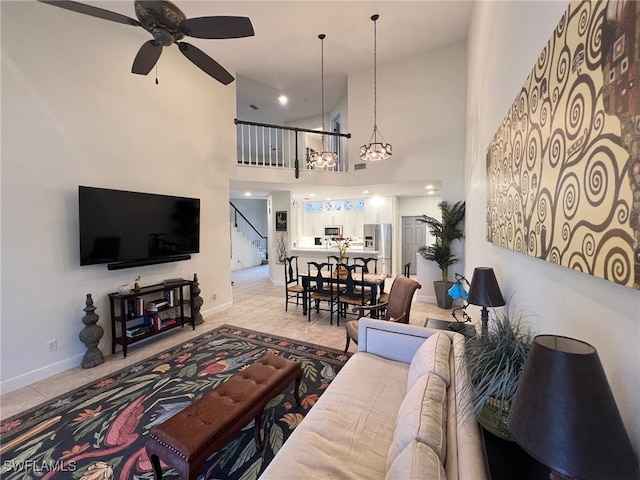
[310,33,338,169]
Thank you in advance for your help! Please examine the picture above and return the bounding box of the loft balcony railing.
[234,119,351,178]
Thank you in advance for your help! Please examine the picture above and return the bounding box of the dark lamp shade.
[507,335,639,480]
[467,267,505,308]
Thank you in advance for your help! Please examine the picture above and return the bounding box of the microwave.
[324,226,342,237]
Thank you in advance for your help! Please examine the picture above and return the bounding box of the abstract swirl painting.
[486,0,640,290]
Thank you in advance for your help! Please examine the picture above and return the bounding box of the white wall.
[348,41,467,203]
[466,1,640,453]
[1,2,235,389]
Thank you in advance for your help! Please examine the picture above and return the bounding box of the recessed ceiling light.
[427,190,434,195]
[425,184,434,190]
[278,95,288,105]
[244,192,252,197]
[309,193,315,197]
[363,190,369,194]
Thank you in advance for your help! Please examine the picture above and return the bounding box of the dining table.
[299,269,387,317]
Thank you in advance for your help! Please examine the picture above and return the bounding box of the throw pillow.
[387,372,448,468]
[385,439,447,480]
[407,331,451,389]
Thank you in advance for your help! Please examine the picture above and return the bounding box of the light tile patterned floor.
[0,265,454,420]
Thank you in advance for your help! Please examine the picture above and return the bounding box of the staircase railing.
[230,202,268,260]
[234,119,351,178]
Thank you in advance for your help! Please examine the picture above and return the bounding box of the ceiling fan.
[39,0,255,85]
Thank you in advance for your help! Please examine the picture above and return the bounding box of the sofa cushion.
[260,351,410,479]
[407,331,451,389]
[388,372,448,467]
[386,440,447,480]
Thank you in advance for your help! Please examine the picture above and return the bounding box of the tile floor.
[0,265,455,421]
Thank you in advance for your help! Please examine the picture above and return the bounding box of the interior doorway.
[401,216,426,275]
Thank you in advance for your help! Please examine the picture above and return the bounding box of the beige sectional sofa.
[261,318,488,479]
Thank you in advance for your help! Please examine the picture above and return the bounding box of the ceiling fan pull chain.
[155,64,159,85]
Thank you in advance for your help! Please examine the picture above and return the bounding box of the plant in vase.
[333,235,352,274]
[418,200,465,309]
[462,307,534,441]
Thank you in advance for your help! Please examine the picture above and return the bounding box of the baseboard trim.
[1,303,234,395]
[416,294,437,304]
[201,301,233,318]
[1,354,84,394]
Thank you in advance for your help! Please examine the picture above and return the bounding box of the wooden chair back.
[352,256,378,273]
[337,264,364,299]
[307,261,333,295]
[327,255,349,265]
[284,256,300,286]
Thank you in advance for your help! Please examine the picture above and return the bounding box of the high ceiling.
[67,1,474,122]
[44,1,473,200]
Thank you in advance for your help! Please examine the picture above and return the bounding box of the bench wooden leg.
[254,412,265,450]
[293,375,302,406]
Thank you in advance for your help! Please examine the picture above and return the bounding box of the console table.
[425,318,477,338]
[483,427,550,479]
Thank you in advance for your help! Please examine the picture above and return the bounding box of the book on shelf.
[163,289,175,307]
[158,317,177,330]
[148,298,169,309]
[135,297,144,317]
[126,325,152,338]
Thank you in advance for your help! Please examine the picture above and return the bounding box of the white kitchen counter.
[290,246,378,255]
[289,247,379,270]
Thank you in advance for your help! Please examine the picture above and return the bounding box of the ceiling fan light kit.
[39,0,254,85]
[360,14,392,162]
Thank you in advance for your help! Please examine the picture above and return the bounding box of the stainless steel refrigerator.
[363,223,392,275]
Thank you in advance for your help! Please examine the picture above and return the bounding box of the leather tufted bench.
[145,353,303,480]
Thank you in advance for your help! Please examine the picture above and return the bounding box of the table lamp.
[507,335,640,480]
[467,267,505,335]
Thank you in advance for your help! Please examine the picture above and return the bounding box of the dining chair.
[351,256,378,298]
[307,261,338,325]
[344,276,421,352]
[327,255,349,265]
[404,262,411,277]
[352,256,378,273]
[335,263,367,326]
[284,256,304,311]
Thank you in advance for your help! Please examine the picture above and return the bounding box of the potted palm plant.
[418,200,465,309]
[463,309,534,441]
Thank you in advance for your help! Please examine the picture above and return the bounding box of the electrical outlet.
[212,292,218,300]
[47,339,57,352]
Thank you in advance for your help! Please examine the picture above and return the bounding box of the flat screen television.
[79,186,200,269]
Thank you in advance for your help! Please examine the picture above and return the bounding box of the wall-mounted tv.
[79,186,200,270]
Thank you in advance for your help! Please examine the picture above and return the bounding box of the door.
[401,216,425,275]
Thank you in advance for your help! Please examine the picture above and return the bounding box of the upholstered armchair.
[344,276,421,352]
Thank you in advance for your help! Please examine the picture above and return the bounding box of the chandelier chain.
[321,34,326,131]
[373,15,377,131]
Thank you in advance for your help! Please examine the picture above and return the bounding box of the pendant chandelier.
[360,14,392,162]
[310,34,338,168]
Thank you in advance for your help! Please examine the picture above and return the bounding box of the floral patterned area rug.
[0,325,350,480]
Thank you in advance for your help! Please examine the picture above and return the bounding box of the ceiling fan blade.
[178,42,234,85]
[181,16,255,39]
[132,40,163,75]
[38,0,141,27]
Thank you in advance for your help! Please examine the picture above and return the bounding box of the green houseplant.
[418,200,465,308]
[463,309,534,441]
